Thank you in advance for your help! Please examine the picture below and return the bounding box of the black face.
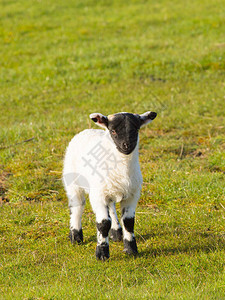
[107,113,141,155]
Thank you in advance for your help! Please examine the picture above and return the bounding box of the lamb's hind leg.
[109,202,122,242]
[69,190,85,244]
[64,174,85,244]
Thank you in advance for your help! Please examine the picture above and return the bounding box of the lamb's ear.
[139,111,157,127]
[89,113,108,128]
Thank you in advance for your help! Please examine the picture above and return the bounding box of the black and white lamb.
[63,111,157,260]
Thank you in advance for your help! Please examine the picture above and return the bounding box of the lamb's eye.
[111,130,117,135]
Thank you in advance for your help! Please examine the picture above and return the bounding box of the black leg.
[69,228,83,244]
[96,219,111,260]
[110,227,123,242]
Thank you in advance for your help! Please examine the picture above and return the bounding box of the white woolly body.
[63,129,143,206]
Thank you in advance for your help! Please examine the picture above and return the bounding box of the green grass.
[0,0,225,298]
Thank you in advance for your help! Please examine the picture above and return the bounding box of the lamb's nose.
[123,142,129,149]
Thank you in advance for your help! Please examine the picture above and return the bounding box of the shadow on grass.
[137,231,225,258]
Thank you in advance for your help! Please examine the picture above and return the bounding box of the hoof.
[123,238,138,255]
[110,228,123,242]
[96,243,110,261]
[69,229,83,244]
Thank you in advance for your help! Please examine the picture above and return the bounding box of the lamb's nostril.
[123,142,129,149]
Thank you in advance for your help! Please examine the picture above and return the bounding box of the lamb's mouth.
[116,145,136,155]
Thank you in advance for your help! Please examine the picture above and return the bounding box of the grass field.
[0,0,225,298]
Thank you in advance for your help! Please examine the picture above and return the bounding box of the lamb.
[63,111,157,260]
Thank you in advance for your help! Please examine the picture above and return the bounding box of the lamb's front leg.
[96,207,111,260]
[121,196,139,255]
[90,195,111,260]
